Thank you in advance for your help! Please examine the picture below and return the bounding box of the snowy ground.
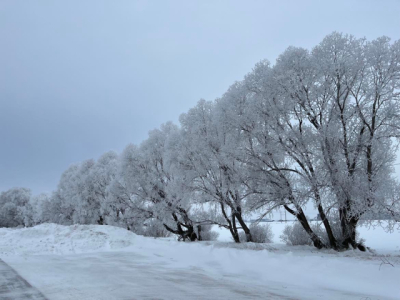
[215,220,400,254]
[0,223,399,300]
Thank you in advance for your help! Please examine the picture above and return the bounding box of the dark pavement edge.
[0,258,48,300]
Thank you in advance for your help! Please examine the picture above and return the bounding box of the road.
[0,259,47,300]
[2,249,392,300]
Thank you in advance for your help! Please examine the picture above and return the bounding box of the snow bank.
[2,221,399,258]
[0,223,139,256]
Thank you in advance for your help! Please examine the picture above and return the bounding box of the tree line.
[1,33,400,250]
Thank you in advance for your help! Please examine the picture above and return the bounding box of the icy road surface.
[5,250,399,300]
[4,252,303,300]
[0,224,399,300]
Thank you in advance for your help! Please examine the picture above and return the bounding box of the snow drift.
[0,223,138,256]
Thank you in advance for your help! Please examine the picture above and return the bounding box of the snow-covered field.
[0,223,399,300]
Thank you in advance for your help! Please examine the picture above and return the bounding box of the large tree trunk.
[220,202,240,243]
[235,207,253,242]
[341,216,365,251]
[231,215,240,243]
[316,199,337,250]
[339,207,349,248]
[163,213,197,241]
[197,225,202,241]
[180,223,198,241]
[163,222,197,241]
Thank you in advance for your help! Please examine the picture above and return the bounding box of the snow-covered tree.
[233,33,400,250]
[108,123,197,240]
[53,152,118,226]
[178,99,255,242]
[0,187,31,227]
[87,151,118,225]
[22,193,52,226]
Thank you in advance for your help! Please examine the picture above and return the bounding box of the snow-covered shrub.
[239,223,274,243]
[311,221,339,246]
[280,222,313,246]
[280,221,366,249]
[312,221,365,249]
[141,219,171,238]
[197,225,219,241]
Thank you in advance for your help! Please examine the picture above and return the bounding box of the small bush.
[197,225,219,241]
[312,221,363,249]
[312,221,339,246]
[280,222,312,246]
[280,220,364,249]
[239,223,274,243]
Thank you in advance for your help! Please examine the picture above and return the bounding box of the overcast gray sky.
[1,0,400,195]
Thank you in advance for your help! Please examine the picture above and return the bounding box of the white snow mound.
[0,223,138,256]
